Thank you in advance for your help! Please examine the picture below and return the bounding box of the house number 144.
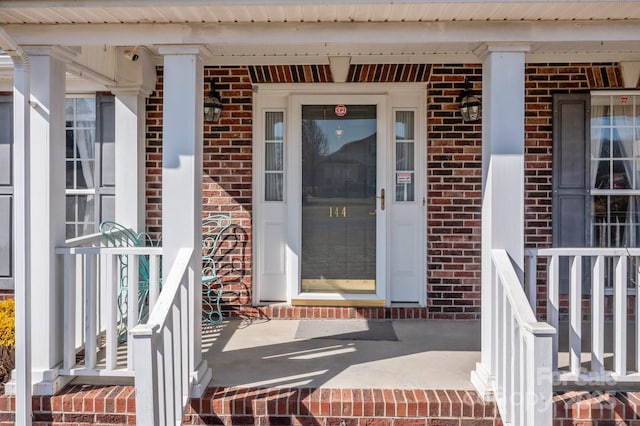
[329,207,347,218]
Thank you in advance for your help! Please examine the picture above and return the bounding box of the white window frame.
[65,94,115,240]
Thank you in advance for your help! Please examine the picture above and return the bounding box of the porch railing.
[526,247,640,387]
[131,247,194,426]
[491,249,555,425]
[56,239,162,376]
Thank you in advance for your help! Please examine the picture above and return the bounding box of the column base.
[190,359,212,398]
[470,362,495,402]
[5,367,74,396]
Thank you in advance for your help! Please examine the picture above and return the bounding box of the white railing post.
[130,324,160,426]
[525,324,554,426]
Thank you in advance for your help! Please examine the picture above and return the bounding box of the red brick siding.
[144,62,626,320]
[347,64,431,82]
[247,64,432,83]
[426,64,483,319]
[145,66,254,318]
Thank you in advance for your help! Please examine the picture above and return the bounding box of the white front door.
[254,84,426,307]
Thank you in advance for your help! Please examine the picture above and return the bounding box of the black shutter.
[0,96,13,287]
[552,93,590,292]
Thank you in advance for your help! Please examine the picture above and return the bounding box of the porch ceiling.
[1,1,639,75]
[0,1,639,24]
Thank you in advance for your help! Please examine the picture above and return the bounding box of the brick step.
[0,386,499,425]
[2,385,639,425]
[225,306,460,321]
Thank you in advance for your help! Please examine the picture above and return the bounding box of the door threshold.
[291,299,386,307]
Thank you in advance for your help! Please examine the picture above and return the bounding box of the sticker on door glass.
[396,172,412,184]
[335,104,347,117]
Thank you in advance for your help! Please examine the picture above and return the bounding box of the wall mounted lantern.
[204,79,223,123]
[457,78,481,122]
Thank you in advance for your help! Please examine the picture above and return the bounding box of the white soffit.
[1,1,640,24]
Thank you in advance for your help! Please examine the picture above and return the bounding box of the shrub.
[0,299,15,348]
[0,299,14,392]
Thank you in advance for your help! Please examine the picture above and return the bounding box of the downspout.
[0,26,32,426]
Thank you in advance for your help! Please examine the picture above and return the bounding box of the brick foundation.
[229,305,431,320]
[5,385,640,425]
[0,386,500,425]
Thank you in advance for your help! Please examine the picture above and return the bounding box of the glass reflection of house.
[315,133,376,199]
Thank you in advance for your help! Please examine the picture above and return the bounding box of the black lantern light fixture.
[457,78,481,122]
[204,79,223,123]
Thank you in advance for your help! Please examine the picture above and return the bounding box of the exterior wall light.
[204,79,223,123]
[457,77,481,122]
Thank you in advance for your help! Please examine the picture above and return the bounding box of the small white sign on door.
[396,172,412,184]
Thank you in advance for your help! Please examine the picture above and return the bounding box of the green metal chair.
[100,214,232,334]
[99,221,157,341]
[201,214,232,325]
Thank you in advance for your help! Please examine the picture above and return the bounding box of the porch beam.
[159,45,211,397]
[3,20,640,47]
[471,43,528,401]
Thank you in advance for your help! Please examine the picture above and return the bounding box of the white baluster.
[127,254,140,370]
[569,255,582,378]
[84,253,97,369]
[63,253,76,370]
[547,255,559,372]
[592,255,605,377]
[105,254,118,371]
[526,253,538,312]
[614,255,627,377]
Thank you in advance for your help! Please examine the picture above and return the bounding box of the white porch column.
[112,90,149,231]
[112,47,156,231]
[1,26,33,424]
[22,46,77,395]
[471,44,529,399]
[159,46,211,396]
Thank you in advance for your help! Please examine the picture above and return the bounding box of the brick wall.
[145,66,254,318]
[426,64,483,319]
[144,62,625,320]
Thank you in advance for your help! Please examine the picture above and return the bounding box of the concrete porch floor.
[202,319,481,390]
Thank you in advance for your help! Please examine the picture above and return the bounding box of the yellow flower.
[0,299,15,348]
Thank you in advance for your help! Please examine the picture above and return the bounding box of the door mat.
[294,320,398,341]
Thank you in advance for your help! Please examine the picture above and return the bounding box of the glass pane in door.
[301,105,377,293]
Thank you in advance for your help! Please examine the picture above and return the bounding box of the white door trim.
[253,83,427,307]
[288,93,388,304]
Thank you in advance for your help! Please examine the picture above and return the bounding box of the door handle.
[376,189,385,211]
